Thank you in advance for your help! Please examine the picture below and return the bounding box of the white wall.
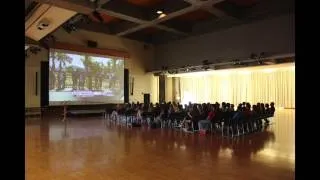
[25,48,48,108]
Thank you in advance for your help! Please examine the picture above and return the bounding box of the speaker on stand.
[143,94,150,106]
[124,69,129,103]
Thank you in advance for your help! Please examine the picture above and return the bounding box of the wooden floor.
[26,109,295,180]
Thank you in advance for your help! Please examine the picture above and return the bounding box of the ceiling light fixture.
[157,10,163,14]
[159,13,166,18]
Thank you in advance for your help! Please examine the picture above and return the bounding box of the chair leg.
[222,125,225,136]
[237,124,240,136]
[227,126,230,137]
[230,126,234,137]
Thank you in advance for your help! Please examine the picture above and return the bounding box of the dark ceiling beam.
[117,0,225,36]
[155,25,189,36]
[203,6,228,17]
[98,9,146,24]
[183,0,231,18]
[97,0,112,6]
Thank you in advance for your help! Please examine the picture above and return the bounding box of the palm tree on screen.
[112,58,117,72]
[56,52,72,90]
[91,62,100,90]
[66,66,74,89]
[49,52,57,90]
[81,55,93,90]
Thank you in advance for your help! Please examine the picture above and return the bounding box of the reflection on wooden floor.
[26,109,295,180]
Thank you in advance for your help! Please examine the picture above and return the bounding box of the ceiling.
[26,0,294,44]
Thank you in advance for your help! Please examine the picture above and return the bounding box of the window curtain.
[179,64,295,108]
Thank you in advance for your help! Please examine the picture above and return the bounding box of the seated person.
[264,102,275,124]
[229,104,235,112]
[136,105,143,124]
[265,104,270,115]
[198,105,215,132]
[153,109,163,126]
[232,105,244,121]
[226,103,230,111]
[243,103,252,118]
[181,106,199,131]
[251,105,259,118]
[110,104,121,121]
[221,102,227,112]
[269,102,275,115]
[260,103,266,115]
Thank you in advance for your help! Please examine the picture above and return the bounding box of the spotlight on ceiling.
[159,13,166,18]
[156,10,163,14]
[233,59,240,65]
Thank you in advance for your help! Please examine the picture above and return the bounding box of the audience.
[111,100,275,134]
[198,104,216,133]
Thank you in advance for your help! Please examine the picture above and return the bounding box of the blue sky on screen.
[49,52,124,69]
[68,54,84,68]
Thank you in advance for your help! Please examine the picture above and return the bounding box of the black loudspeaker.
[144,94,150,105]
[124,69,129,103]
[159,75,166,103]
[87,40,97,48]
[41,61,49,107]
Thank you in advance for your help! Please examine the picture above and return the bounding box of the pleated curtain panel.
[178,63,295,108]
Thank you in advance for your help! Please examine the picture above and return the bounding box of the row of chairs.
[107,110,274,137]
[221,114,274,137]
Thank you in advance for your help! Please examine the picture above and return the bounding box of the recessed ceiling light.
[156,10,163,14]
[158,13,166,18]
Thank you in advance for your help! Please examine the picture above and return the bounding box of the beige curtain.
[178,64,295,108]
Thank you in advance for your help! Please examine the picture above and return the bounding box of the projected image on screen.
[49,49,124,105]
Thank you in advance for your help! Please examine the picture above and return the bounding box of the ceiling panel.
[25,4,77,41]
[126,0,165,7]
[176,9,215,22]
